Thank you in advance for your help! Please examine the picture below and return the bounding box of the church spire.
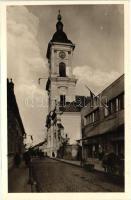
[57,10,62,21]
[56,10,63,32]
[46,10,74,59]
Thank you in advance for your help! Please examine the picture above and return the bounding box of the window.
[94,109,99,122]
[58,130,61,141]
[104,93,124,117]
[116,98,119,111]
[83,118,86,126]
[110,98,117,113]
[118,93,124,110]
[85,109,100,126]
[85,113,94,125]
[104,107,109,117]
[85,115,89,125]
[59,62,66,77]
[60,95,66,106]
[106,98,117,115]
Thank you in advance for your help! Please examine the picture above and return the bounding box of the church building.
[45,11,89,157]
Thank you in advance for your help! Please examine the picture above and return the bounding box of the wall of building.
[61,112,81,144]
[81,75,124,160]
[50,78,76,106]
[51,43,74,78]
[7,79,25,169]
[63,144,80,160]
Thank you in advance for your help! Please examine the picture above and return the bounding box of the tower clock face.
[59,51,66,59]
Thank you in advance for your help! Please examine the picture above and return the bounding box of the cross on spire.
[57,9,62,21]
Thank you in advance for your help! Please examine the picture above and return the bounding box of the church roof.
[59,96,91,112]
[51,31,72,44]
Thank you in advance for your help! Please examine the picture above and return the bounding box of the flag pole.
[85,85,109,111]
[85,85,95,96]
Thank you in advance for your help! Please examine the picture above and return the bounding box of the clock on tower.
[59,51,66,59]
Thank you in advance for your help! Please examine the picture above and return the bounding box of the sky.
[7,4,124,145]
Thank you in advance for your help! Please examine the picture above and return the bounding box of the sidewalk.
[52,157,104,172]
[8,161,31,193]
[53,158,81,167]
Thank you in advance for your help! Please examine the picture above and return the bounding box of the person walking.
[23,151,31,167]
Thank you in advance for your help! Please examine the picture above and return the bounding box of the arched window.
[59,62,66,77]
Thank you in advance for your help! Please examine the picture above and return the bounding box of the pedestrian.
[80,149,85,167]
[92,145,95,158]
[52,152,55,158]
[23,151,31,167]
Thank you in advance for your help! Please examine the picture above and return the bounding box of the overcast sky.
[7,4,124,145]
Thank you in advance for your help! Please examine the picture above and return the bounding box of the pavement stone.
[52,157,105,172]
[31,157,124,192]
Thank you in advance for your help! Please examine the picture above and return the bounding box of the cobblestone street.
[31,158,124,192]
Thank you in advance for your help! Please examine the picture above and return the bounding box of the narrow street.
[31,157,124,192]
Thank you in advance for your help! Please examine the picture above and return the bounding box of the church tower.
[45,11,77,157]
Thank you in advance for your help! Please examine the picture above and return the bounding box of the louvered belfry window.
[59,62,66,77]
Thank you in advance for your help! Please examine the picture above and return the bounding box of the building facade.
[60,144,81,161]
[81,75,124,163]
[7,79,25,169]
